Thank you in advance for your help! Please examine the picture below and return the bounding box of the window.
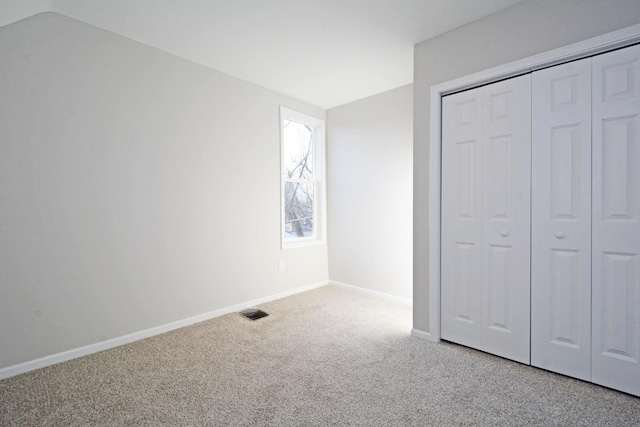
[280,107,325,248]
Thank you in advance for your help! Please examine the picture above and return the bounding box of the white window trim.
[280,106,326,249]
[421,23,640,343]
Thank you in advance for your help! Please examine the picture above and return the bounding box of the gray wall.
[414,0,640,333]
[327,85,413,300]
[0,12,327,369]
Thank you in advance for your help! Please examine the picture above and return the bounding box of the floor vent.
[239,308,269,321]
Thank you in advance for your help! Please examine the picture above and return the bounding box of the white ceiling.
[1,0,524,108]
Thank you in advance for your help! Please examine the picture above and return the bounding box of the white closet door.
[441,75,531,364]
[592,44,640,396]
[531,58,592,380]
[481,75,531,364]
[441,86,483,350]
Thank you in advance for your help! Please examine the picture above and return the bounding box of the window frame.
[280,106,326,249]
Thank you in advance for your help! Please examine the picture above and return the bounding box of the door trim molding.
[427,23,640,343]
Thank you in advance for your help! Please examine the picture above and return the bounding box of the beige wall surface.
[327,85,413,300]
[0,12,327,369]
[414,0,640,333]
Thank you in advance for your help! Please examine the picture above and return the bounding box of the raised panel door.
[592,44,640,396]
[531,58,592,380]
[441,87,484,350]
[481,75,532,364]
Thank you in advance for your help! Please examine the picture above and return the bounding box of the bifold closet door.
[441,75,531,364]
[591,44,640,397]
[531,58,592,381]
[441,85,483,351]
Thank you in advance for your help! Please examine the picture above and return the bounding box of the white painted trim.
[329,280,412,306]
[0,281,328,380]
[434,24,640,97]
[411,328,433,342]
[280,106,327,250]
[429,82,442,343]
[427,23,640,344]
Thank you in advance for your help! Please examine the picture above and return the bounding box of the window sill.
[282,239,325,250]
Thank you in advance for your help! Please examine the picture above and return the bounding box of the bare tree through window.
[283,119,314,238]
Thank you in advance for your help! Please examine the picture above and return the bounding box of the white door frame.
[426,23,640,343]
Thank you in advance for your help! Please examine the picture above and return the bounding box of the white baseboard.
[0,281,328,381]
[411,328,437,342]
[328,280,412,305]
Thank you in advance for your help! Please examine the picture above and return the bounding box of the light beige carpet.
[1,285,639,426]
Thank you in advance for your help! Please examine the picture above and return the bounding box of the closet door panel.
[592,44,640,396]
[441,87,483,349]
[531,58,592,380]
[481,75,531,364]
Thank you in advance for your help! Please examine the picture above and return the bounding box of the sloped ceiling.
[1,0,524,108]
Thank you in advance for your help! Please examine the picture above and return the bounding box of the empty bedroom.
[1,0,640,425]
